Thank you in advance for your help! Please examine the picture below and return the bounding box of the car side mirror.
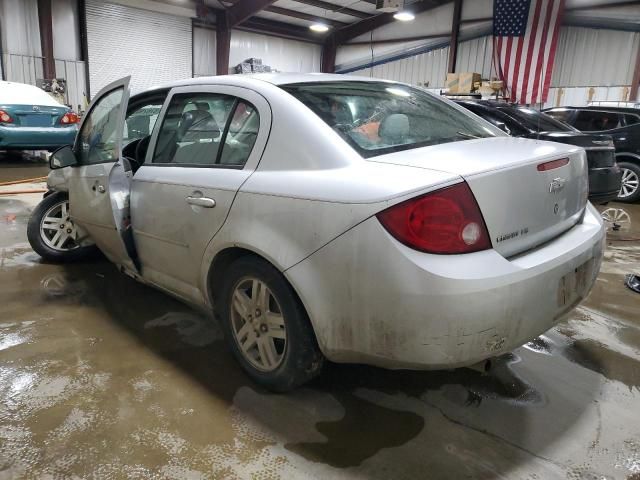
[494,121,511,135]
[49,145,77,169]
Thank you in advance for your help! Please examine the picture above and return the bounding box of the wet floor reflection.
[0,199,639,478]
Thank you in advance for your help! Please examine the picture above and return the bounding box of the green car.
[0,81,78,151]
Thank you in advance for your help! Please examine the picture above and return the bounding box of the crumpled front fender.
[46,168,71,192]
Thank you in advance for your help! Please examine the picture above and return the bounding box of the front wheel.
[617,162,640,203]
[217,256,324,392]
[27,191,98,262]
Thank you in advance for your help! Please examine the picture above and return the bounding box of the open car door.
[66,76,139,275]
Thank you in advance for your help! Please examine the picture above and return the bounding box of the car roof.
[455,99,520,109]
[547,105,640,115]
[136,73,403,97]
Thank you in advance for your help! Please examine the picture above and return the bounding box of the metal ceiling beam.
[237,16,325,43]
[321,0,447,72]
[333,0,445,44]
[225,0,279,27]
[288,0,372,19]
[264,5,348,27]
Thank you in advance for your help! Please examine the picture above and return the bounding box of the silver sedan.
[28,74,605,391]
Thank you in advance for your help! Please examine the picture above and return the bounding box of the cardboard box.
[445,73,459,93]
[458,72,482,93]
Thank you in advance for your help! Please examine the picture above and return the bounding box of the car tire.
[617,162,640,203]
[217,256,324,392]
[27,191,98,262]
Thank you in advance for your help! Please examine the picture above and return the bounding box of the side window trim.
[215,98,239,165]
[149,92,235,167]
[142,84,271,172]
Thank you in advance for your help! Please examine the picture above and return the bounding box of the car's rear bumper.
[0,125,77,150]
[588,164,622,204]
[286,203,605,369]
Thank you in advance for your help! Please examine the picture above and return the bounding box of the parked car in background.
[28,75,604,391]
[456,100,622,204]
[0,81,79,151]
[544,106,640,203]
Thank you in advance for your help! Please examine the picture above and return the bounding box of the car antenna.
[537,51,544,141]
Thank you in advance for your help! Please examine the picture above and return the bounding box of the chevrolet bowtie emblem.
[549,177,566,193]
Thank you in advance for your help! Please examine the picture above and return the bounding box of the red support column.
[38,0,56,79]
[631,46,640,101]
[216,12,231,75]
[321,35,337,73]
[447,0,462,74]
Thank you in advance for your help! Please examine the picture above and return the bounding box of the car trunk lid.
[12,104,68,127]
[370,137,589,257]
[536,131,616,168]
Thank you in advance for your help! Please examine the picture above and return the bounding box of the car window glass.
[218,101,260,167]
[545,109,572,123]
[463,105,516,135]
[505,107,573,132]
[152,93,235,165]
[124,103,163,143]
[623,114,640,126]
[574,110,622,131]
[281,82,498,159]
[76,87,124,165]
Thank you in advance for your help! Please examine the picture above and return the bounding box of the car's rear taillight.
[376,182,492,254]
[60,112,79,125]
[0,110,13,124]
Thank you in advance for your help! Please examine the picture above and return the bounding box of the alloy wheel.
[39,199,80,251]
[619,168,639,199]
[601,207,631,226]
[230,277,287,372]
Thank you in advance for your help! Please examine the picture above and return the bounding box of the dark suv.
[456,100,622,204]
[544,106,640,202]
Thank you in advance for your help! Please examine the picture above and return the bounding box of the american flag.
[492,0,565,105]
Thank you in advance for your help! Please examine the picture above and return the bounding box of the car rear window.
[0,81,63,107]
[280,81,498,158]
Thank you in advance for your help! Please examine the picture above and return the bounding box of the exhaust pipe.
[466,358,493,374]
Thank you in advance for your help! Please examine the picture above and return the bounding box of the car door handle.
[185,196,216,208]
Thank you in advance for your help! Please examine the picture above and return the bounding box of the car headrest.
[178,109,217,140]
[333,102,353,125]
[194,101,210,112]
[379,114,410,143]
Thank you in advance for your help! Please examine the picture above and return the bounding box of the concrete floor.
[1,155,640,479]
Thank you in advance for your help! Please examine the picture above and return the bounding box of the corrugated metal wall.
[455,36,493,79]
[193,26,216,77]
[345,26,639,104]
[229,30,321,73]
[349,45,450,88]
[552,27,640,86]
[85,0,192,95]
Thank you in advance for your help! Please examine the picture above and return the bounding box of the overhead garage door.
[85,0,192,96]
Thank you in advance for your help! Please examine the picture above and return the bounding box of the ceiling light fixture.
[309,23,330,32]
[393,10,415,21]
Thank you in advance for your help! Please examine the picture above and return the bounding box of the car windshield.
[281,81,498,158]
[504,107,576,133]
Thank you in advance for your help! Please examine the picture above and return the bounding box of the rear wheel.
[217,256,324,392]
[617,162,640,203]
[27,191,98,262]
